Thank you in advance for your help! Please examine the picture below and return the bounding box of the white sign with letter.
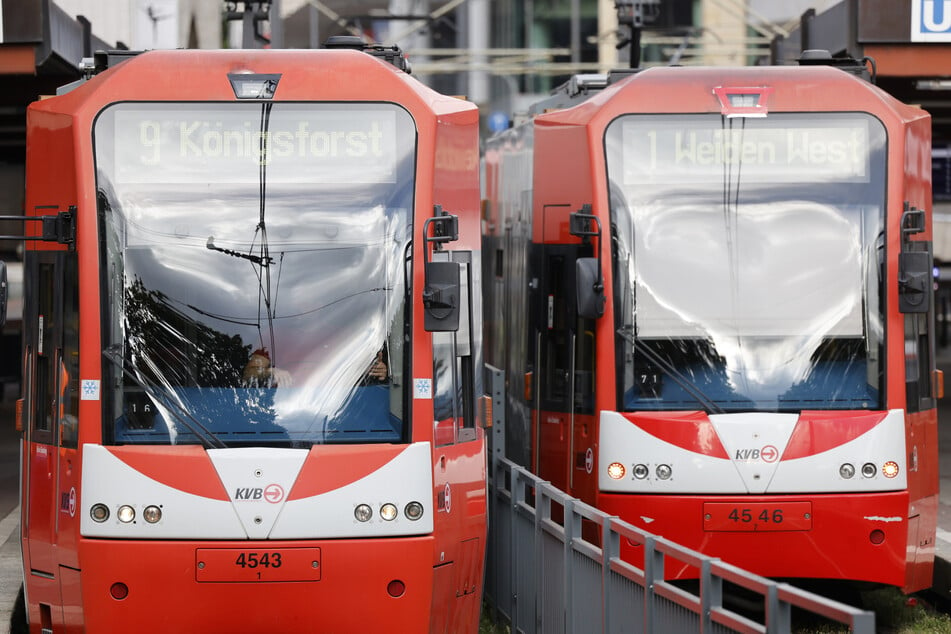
[912,0,951,41]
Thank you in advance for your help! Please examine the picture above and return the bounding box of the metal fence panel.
[606,571,645,634]
[540,525,565,634]
[484,456,876,634]
[570,547,603,632]
[652,591,704,634]
[487,466,513,628]
[513,473,539,634]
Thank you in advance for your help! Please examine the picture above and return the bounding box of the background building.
[47,1,820,105]
[2,0,951,386]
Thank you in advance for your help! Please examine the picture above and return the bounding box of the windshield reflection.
[95,102,416,446]
[606,113,886,412]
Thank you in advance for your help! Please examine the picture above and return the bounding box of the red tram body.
[483,61,939,592]
[15,47,486,632]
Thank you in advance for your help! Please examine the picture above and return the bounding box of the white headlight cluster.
[90,503,163,524]
[838,461,900,479]
[616,463,672,480]
[353,501,425,522]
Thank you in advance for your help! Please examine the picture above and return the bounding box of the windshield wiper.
[206,236,274,266]
[103,346,228,449]
[617,325,725,415]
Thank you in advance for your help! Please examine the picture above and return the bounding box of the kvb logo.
[734,445,780,463]
[233,483,285,503]
[912,0,951,41]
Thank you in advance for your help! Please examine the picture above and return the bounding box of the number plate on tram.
[195,548,321,582]
[703,502,812,532]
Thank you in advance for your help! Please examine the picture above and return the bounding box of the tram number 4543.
[196,547,322,582]
[235,552,282,568]
[703,502,812,532]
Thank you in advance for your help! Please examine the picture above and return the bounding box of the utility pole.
[614,0,661,68]
[223,1,273,48]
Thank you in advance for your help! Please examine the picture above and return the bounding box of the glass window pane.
[95,102,416,446]
[606,113,887,412]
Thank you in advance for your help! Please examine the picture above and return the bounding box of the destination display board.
[102,103,407,185]
[617,117,872,185]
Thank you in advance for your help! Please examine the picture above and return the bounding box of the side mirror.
[571,205,605,320]
[898,203,931,314]
[423,260,460,331]
[899,251,931,314]
[0,261,7,328]
[576,257,605,319]
[422,209,461,331]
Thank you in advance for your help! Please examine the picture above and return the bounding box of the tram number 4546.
[730,508,783,523]
[703,502,812,532]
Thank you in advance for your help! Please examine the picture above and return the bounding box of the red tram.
[483,56,940,592]
[7,44,487,632]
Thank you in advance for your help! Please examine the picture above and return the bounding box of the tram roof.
[535,64,929,129]
[29,48,476,121]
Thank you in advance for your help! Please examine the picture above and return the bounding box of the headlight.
[404,501,424,521]
[354,504,373,522]
[839,463,855,479]
[143,505,162,524]
[380,503,398,521]
[117,505,135,523]
[90,503,110,523]
[607,462,626,479]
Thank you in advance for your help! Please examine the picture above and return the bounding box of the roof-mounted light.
[713,86,773,118]
[228,72,281,100]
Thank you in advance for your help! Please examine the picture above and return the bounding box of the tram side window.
[60,254,80,448]
[905,312,934,413]
[542,254,570,407]
[540,249,593,413]
[575,318,595,415]
[34,262,54,440]
[433,332,458,446]
[30,255,79,446]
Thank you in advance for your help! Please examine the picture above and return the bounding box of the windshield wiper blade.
[206,236,273,266]
[103,347,228,449]
[617,326,726,415]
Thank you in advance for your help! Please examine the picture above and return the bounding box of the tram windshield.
[605,113,887,413]
[94,102,416,446]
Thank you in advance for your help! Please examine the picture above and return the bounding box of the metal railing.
[483,459,875,633]
[482,366,875,633]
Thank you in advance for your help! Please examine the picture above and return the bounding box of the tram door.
[23,250,79,576]
[534,239,596,496]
